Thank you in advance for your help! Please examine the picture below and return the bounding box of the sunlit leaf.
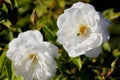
[0,19,12,28]
[112,49,120,57]
[102,42,111,52]
[103,8,120,20]
[14,76,24,80]
[94,75,101,80]
[71,57,82,71]
[58,0,65,8]
[111,57,118,69]
[3,78,9,80]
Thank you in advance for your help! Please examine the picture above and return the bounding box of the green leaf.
[102,42,111,52]
[14,76,24,80]
[5,59,14,80]
[41,25,57,44]
[43,25,55,37]
[71,57,82,71]
[0,19,12,28]
[3,78,9,80]
[95,75,102,80]
[53,74,65,80]
[0,48,7,79]
[111,57,118,69]
[54,58,64,73]
[103,8,120,20]
[112,49,120,57]
[0,69,6,79]
[0,49,7,71]
[58,0,65,8]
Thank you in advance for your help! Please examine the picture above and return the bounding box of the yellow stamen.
[29,54,38,63]
[77,25,89,36]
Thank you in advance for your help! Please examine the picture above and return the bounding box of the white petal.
[25,59,33,70]
[64,7,78,14]
[43,42,58,58]
[85,47,102,57]
[84,33,103,48]
[18,30,43,43]
[30,30,43,42]
[102,31,110,43]
[7,38,25,58]
[57,23,77,44]
[75,33,103,50]
[57,14,66,29]
[63,45,85,57]
[72,2,95,11]
[95,12,110,33]
[72,9,87,24]
[81,3,95,12]
[71,2,85,9]
[62,33,103,57]
[14,63,35,80]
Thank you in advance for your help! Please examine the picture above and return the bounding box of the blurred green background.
[0,0,120,80]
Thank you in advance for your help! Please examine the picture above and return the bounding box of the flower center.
[77,25,90,36]
[29,54,38,63]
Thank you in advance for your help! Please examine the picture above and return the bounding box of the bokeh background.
[0,0,120,80]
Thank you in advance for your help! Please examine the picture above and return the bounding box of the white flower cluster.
[6,30,58,80]
[57,2,110,57]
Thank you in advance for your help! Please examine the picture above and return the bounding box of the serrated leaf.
[71,57,82,71]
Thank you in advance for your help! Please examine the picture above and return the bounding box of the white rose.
[57,2,110,57]
[6,30,58,80]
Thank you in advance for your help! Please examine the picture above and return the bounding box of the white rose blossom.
[57,2,110,57]
[6,30,58,80]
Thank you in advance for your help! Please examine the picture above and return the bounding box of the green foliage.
[0,0,120,80]
[71,57,82,71]
[14,76,24,80]
[103,8,120,20]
